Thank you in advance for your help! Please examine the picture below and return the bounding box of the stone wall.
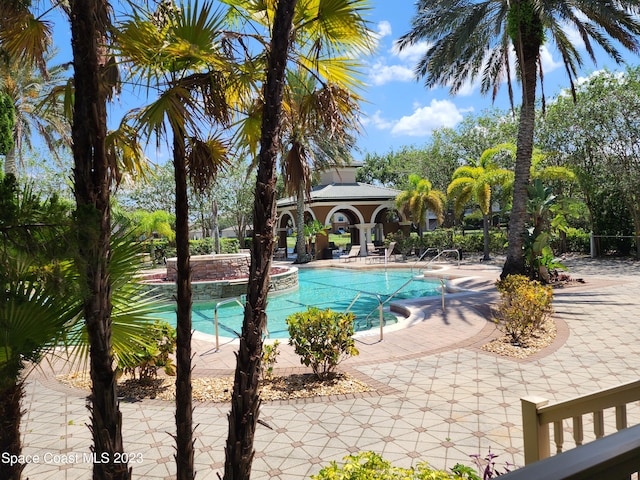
[165,253,251,282]
[142,267,298,302]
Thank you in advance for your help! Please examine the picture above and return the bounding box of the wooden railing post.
[522,396,550,465]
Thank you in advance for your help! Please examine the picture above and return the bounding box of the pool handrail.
[411,247,440,275]
[209,295,246,353]
[346,291,384,341]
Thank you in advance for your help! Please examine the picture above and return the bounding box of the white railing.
[498,423,640,480]
[521,379,640,464]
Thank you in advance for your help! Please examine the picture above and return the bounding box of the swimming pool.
[156,268,441,338]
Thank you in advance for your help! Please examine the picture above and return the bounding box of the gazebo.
[275,164,409,258]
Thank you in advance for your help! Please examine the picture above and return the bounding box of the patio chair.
[366,241,397,264]
[340,245,360,262]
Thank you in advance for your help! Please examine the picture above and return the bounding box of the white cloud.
[390,99,470,136]
[361,110,395,131]
[368,61,415,85]
[539,45,562,75]
[392,39,429,63]
[377,20,392,39]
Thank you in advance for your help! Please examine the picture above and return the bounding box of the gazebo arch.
[324,204,365,226]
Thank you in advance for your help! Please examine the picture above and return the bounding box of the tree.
[66,0,131,478]
[0,0,52,76]
[223,2,297,477]
[539,66,640,257]
[116,3,233,478]
[222,0,373,476]
[116,162,176,213]
[398,0,640,278]
[0,56,71,177]
[395,174,445,236]
[215,161,255,244]
[448,145,513,260]
[280,69,360,263]
[129,209,176,264]
[0,92,14,158]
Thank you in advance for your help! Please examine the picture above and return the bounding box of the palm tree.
[223,2,297,477]
[129,209,176,265]
[0,258,80,480]
[222,1,373,477]
[281,69,360,263]
[395,174,445,236]
[0,56,71,177]
[116,3,233,478]
[0,1,52,76]
[398,0,640,278]
[66,0,131,478]
[448,145,513,260]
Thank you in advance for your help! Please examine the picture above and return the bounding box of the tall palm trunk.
[69,1,130,479]
[4,146,16,177]
[482,212,491,261]
[295,184,306,262]
[0,381,24,480]
[502,15,540,278]
[173,131,194,480]
[223,0,297,478]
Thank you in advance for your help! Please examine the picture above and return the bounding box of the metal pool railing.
[346,291,384,341]
[199,295,246,354]
[347,274,444,342]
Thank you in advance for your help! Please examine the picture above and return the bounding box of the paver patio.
[20,255,640,479]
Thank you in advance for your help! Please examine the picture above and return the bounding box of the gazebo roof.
[277,182,401,208]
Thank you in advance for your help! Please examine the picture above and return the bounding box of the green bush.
[562,228,590,254]
[494,275,553,345]
[421,229,455,250]
[117,321,176,381]
[286,307,359,379]
[189,237,240,255]
[452,233,484,253]
[312,452,478,479]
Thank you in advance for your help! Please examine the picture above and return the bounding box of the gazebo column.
[373,223,385,244]
[355,223,376,256]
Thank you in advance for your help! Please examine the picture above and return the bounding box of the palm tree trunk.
[502,31,540,278]
[173,132,194,480]
[4,146,16,177]
[223,1,297,478]
[69,1,129,479]
[0,381,24,480]
[295,184,306,263]
[213,198,220,253]
[482,213,491,261]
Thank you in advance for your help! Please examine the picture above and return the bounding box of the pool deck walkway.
[22,255,640,479]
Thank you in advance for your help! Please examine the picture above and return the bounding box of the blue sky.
[46,1,640,162]
[357,1,640,157]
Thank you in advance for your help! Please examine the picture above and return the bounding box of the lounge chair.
[366,241,397,264]
[340,245,360,262]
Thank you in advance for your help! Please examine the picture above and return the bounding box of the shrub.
[189,237,240,255]
[312,452,479,479]
[494,275,553,345]
[562,228,590,254]
[117,321,176,381]
[286,307,359,379]
[261,340,280,381]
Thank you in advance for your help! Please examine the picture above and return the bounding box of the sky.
[356,1,640,158]
[45,1,640,162]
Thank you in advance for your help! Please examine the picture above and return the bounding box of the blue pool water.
[156,268,441,338]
